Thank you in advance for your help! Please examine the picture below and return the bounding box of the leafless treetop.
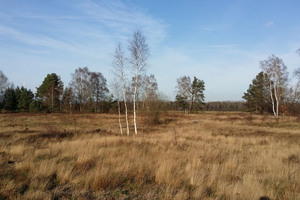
[128,30,150,72]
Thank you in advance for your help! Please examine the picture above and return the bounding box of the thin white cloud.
[78,0,168,45]
[0,24,100,58]
[265,21,274,27]
[0,25,66,48]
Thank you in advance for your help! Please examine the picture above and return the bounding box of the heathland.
[0,112,300,199]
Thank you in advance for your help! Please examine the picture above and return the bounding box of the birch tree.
[260,55,288,116]
[70,67,108,112]
[112,43,129,135]
[0,71,8,94]
[70,67,90,112]
[128,30,149,135]
[0,71,9,103]
[89,72,108,113]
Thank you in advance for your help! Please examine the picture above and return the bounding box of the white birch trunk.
[122,74,129,136]
[133,65,139,135]
[117,99,123,135]
[273,83,279,116]
[273,61,280,117]
[267,73,276,116]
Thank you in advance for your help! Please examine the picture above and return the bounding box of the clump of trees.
[0,69,111,113]
[112,30,162,135]
[243,53,300,116]
[69,67,109,113]
[0,71,36,112]
[175,76,205,113]
[0,86,34,112]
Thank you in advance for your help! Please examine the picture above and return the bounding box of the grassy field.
[0,112,300,200]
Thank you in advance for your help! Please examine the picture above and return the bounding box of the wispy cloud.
[0,0,168,56]
[78,0,168,44]
[0,24,100,58]
[265,21,274,27]
[0,0,169,58]
[0,25,67,48]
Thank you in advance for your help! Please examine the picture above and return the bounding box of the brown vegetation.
[0,112,300,199]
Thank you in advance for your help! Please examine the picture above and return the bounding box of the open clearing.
[0,112,300,199]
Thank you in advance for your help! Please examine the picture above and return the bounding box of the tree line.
[243,52,300,116]
[0,69,206,115]
[2,39,299,119]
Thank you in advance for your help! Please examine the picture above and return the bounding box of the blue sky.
[0,0,300,101]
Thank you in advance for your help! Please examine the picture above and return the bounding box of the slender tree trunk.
[122,80,129,136]
[190,93,194,111]
[133,63,139,135]
[268,76,276,116]
[273,84,279,116]
[120,59,130,135]
[117,99,123,135]
[273,62,280,116]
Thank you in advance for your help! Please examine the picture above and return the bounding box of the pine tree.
[37,73,63,111]
[191,77,205,111]
[3,87,17,111]
[242,72,270,114]
[15,86,34,111]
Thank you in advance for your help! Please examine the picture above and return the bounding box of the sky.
[0,0,300,101]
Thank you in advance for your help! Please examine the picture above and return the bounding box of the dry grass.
[0,112,300,199]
